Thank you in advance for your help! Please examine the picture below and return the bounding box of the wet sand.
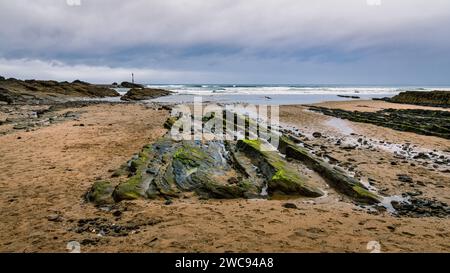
[0,101,449,252]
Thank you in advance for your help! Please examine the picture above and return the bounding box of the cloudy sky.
[1,0,450,84]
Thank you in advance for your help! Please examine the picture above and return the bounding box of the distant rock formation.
[120,88,172,101]
[120,81,144,89]
[337,94,360,99]
[0,76,120,104]
[378,91,450,108]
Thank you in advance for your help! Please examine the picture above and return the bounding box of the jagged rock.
[120,81,144,89]
[278,136,380,204]
[121,88,172,101]
[86,112,386,205]
[0,87,15,104]
[237,139,323,197]
[0,77,120,104]
[85,180,115,205]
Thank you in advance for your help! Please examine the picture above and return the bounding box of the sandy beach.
[0,100,448,253]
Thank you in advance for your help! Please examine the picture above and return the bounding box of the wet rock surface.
[279,135,380,204]
[72,217,162,237]
[309,106,450,139]
[87,112,382,206]
[121,88,172,101]
[391,197,450,218]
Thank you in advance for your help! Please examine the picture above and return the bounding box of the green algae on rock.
[86,111,386,205]
[237,139,324,197]
[85,180,115,205]
[278,136,381,204]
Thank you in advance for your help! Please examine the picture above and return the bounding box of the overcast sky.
[1,0,450,84]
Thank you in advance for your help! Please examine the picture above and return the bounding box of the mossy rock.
[279,136,380,204]
[193,172,247,199]
[86,180,115,205]
[173,143,212,167]
[113,174,145,201]
[129,146,152,173]
[237,139,323,197]
[111,163,130,178]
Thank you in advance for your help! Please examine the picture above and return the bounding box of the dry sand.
[0,101,449,252]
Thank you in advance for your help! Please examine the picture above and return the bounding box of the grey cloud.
[0,0,449,83]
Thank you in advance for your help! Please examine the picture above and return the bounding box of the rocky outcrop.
[380,91,450,108]
[0,77,120,104]
[279,136,380,204]
[236,139,324,197]
[337,95,360,99]
[87,113,384,205]
[0,87,15,104]
[309,106,450,140]
[120,88,172,101]
[85,181,115,205]
[120,81,144,89]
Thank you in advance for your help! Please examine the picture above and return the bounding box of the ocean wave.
[146,85,450,96]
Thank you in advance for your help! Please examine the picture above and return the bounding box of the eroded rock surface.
[87,113,383,206]
[0,77,120,104]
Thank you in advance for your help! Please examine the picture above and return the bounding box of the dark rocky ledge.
[376,91,450,108]
[86,112,382,206]
[309,106,450,140]
[0,76,119,104]
[120,88,173,101]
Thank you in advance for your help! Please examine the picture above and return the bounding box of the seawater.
[147,84,450,105]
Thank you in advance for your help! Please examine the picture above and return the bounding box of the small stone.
[342,145,356,150]
[47,214,62,222]
[414,153,429,160]
[416,181,425,186]
[312,132,322,138]
[282,203,298,209]
[397,174,413,183]
[112,210,122,217]
[164,199,173,205]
